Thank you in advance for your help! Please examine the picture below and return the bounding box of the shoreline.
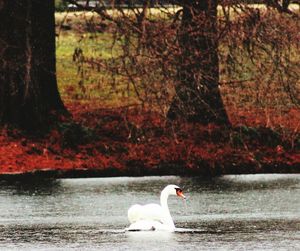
[0,163,299,181]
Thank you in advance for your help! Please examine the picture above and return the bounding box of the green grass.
[56,28,137,106]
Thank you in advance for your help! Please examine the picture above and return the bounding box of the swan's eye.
[175,188,182,193]
[175,188,185,199]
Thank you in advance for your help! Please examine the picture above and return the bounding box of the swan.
[126,184,185,232]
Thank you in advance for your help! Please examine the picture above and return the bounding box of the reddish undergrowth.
[0,102,299,176]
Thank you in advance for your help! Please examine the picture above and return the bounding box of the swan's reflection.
[126,230,173,242]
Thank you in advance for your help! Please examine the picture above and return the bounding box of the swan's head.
[164,185,186,199]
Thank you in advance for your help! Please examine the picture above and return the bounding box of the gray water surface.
[0,174,299,250]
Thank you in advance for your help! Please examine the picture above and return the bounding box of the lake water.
[0,174,299,250]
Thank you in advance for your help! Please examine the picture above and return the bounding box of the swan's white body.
[126,184,185,232]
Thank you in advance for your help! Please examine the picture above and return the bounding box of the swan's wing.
[128,203,164,223]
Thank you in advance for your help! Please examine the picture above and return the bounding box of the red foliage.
[0,101,299,176]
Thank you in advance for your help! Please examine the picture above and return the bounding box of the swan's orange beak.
[176,190,186,199]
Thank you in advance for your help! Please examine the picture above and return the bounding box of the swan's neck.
[160,189,175,228]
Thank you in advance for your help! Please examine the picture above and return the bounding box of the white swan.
[126,184,185,232]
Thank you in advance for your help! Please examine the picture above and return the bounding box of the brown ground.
[0,102,299,179]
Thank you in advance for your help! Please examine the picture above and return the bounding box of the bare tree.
[63,0,299,128]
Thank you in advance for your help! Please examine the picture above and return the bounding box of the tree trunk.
[0,0,67,131]
[167,0,229,125]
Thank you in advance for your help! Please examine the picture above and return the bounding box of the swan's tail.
[127,204,143,224]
